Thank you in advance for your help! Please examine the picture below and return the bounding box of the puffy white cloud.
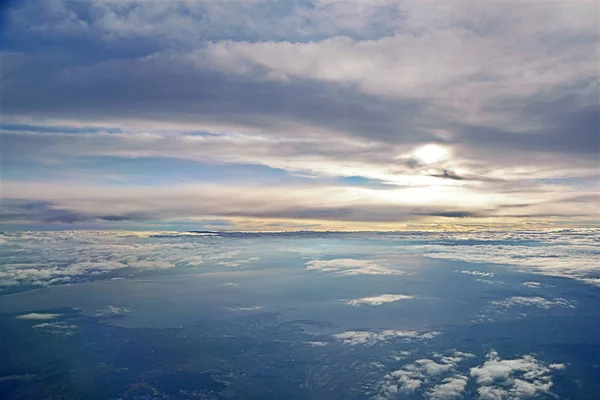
[428,375,469,400]
[522,282,541,288]
[376,350,473,399]
[346,294,413,306]
[376,349,562,400]
[470,350,556,400]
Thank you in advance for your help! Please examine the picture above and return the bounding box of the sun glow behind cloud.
[0,0,597,231]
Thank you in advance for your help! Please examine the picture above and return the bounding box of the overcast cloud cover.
[0,0,598,230]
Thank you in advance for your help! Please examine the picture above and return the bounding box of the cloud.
[0,0,597,230]
[15,312,61,320]
[227,306,261,311]
[95,305,131,317]
[332,329,439,346]
[428,375,469,400]
[306,258,404,275]
[490,296,575,310]
[346,294,413,306]
[306,341,328,347]
[522,281,541,288]
[457,270,494,278]
[376,349,562,400]
[375,350,474,399]
[470,350,557,399]
[0,231,257,288]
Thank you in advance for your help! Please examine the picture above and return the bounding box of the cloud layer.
[0,0,598,230]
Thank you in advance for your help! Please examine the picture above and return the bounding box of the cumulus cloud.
[376,349,562,400]
[375,350,474,399]
[428,375,469,400]
[346,294,413,306]
[522,282,541,288]
[470,350,557,399]
[332,329,439,346]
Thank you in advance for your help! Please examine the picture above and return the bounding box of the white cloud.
[346,293,413,306]
[95,305,131,316]
[332,329,439,346]
[376,350,473,399]
[428,375,469,400]
[376,349,562,400]
[458,270,494,278]
[227,306,261,311]
[522,281,541,288]
[470,350,556,400]
[306,258,404,275]
[306,341,328,347]
[16,313,61,320]
[0,231,257,287]
[490,296,575,310]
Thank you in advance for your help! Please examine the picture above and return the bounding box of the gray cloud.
[0,0,597,228]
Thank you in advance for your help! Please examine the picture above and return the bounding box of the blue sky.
[0,0,598,231]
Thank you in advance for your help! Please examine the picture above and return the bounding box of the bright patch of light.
[413,144,449,164]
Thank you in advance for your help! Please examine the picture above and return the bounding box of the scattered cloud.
[95,305,131,317]
[376,349,562,400]
[470,350,556,399]
[522,281,541,288]
[375,350,474,399]
[31,322,78,336]
[490,296,575,310]
[333,329,439,346]
[458,270,494,278]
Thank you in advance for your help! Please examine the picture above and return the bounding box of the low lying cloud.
[346,294,413,306]
[15,313,61,320]
[490,296,575,310]
[376,350,475,399]
[376,349,563,400]
[471,350,557,399]
[333,329,439,346]
[227,306,261,311]
[457,270,494,278]
[31,321,78,336]
[306,258,403,276]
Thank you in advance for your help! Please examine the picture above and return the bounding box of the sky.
[0,0,598,231]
